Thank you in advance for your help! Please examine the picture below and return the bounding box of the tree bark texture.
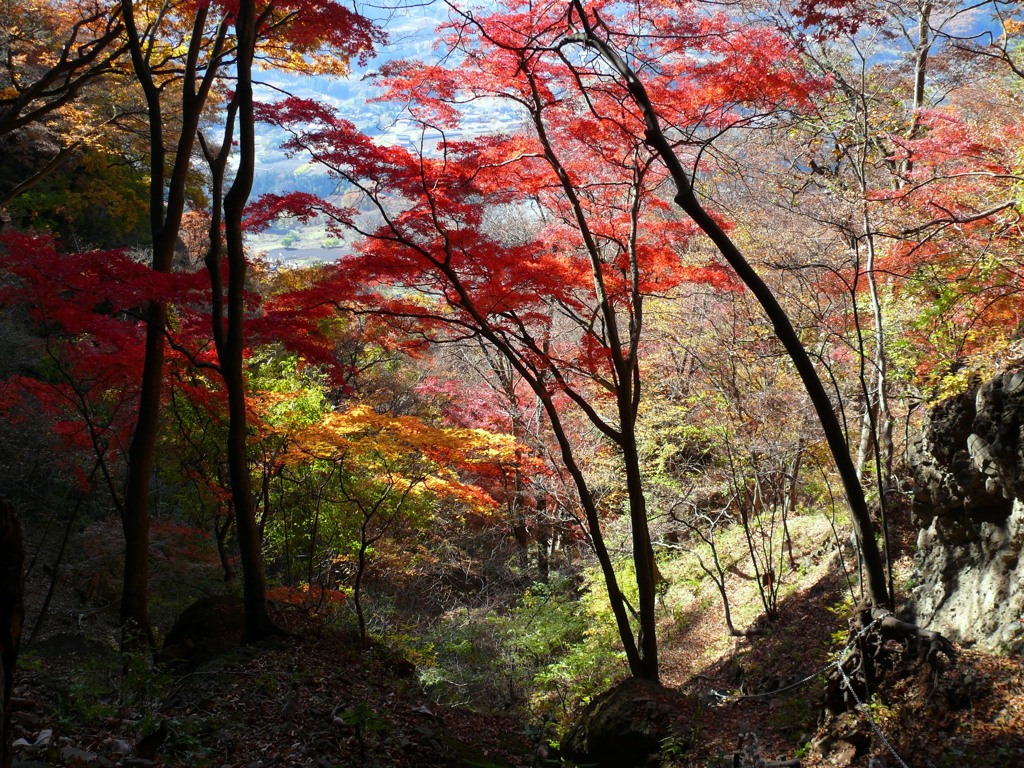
[0,502,25,768]
[220,0,276,642]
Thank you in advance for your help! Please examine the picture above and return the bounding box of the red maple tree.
[252,0,823,679]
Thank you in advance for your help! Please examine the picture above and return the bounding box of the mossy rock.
[158,595,245,666]
[560,677,696,768]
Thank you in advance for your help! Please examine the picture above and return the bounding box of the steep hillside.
[10,483,1024,768]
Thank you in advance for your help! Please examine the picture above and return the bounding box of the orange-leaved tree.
[282,403,520,646]
[0,0,126,207]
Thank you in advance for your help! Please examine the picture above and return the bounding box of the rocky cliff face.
[908,370,1024,652]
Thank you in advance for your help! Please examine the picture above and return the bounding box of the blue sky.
[251,1,513,200]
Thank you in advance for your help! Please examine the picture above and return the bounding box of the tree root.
[824,603,957,716]
[868,605,957,669]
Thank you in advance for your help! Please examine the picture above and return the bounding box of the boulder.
[158,596,245,666]
[559,677,695,768]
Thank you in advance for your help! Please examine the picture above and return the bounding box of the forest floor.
[657,571,1024,768]
[12,625,535,768]
[9,510,1024,768]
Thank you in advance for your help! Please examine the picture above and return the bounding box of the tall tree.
[559,5,966,666]
[256,0,820,680]
[117,0,229,647]
[0,502,24,768]
[558,0,895,606]
[211,0,273,640]
[116,0,379,646]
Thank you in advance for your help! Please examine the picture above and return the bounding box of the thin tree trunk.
[566,4,891,607]
[121,305,164,648]
[215,512,235,584]
[1,502,24,768]
[539,394,649,677]
[28,484,91,644]
[619,414,659,679]
[220,0,275,642]
[903,1,932,178]
[855,396,876,480]
[118,0,228,649]
[354,528,370,648]
[862,230,893,490]
[783,440,803,570]
[700,525,738,635]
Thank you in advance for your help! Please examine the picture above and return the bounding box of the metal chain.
[709,618,879,703]
[708,617,913,768]
[835,654,912,768]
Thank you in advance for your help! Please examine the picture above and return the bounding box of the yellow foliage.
[282,404,521,515]
[1004,19,1024,37]
[256,46,353,77]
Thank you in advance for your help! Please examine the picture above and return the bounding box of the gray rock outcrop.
[908,370,1024,652]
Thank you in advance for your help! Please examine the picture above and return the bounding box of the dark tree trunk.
[215,512,235,584]
[29,489,88,644]
[354,534,370,649]
[1,502,25,768]
[118,0,229,650]
[649,116,889,607]
[619,407,660,680]
[566,2,891,608]
[537,390,651,678]
[657,129,892,608]
[121,303,165,648]
[220,0,276,642]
